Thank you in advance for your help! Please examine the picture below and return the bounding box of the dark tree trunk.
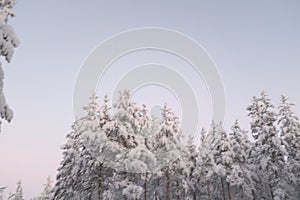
[252,188,256,200]
[155,177,160,200]
[98,167,102,200]
[221,177,226,200]
[207,180,211,200]
[166,169,170,200]
[176,180,180,200]
[227,182,232,200]
[144,172,147,200]
[269,184,274,200]
[123,171,127,200]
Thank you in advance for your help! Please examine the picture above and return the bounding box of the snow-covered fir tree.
[13,181,24,200]
[38,177,53,200]
[195,128,215,200]
[247,91,289,200]
[152,104,183,200]
[0,186,6,200]
[80,94,120,199]
[109,90,149,200]
[278,95,300,198]
[210,123,234,200]
[53,93,102,200]
[182,136,198,200]
[52,117,83,200]
[228,121,254,199]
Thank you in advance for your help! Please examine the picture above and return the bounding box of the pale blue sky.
[0,0,299,198]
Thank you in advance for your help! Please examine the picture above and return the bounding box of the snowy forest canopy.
[46,90,300,200]
[1,90,300,200]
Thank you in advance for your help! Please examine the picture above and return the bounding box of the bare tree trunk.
[252,189,256,200]
[221,177,226,200]
[123,171,127,200]
[98,176,101,200]
[155,178,160,200]
[166,168,170,200]
[227,182,232,200]
[176,180,180,200]
[144,172,147,200]
[240,185,244,200]
[98,167,102,200]
[207,180,211,200]
[193,178,199,200]
[269,184,274,200]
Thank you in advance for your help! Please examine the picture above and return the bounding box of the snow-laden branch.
[0,0,19,132]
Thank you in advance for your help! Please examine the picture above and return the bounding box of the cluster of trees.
[31,177,53,200]
[0,181,25,200]
[0,178,53,200]
[0,0,20,131]
[53,90,300,200]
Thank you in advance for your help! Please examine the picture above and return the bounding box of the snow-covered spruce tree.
[108,90,144,200]
[122,131,156,200]
[210,122,234,200]
[14,180,24,200]
[54,129,74,199]
[141,117,161,200]
[39,177,53,200]
[182,136,198,200]
[61,93,122,200]
[53,93,101,200]
[228,121,254,199]
[112,90,159,200]
[0,0,20,131]
[195,128,215,200]
[247,91,288,200]
[167,134,192,200]
[151,104,183,200]
[278,96,300,198]
[169,138,186,199]
[203,122,225,200]
[79,94,121,200]
[53,118,82,200]
[0,186,6,200]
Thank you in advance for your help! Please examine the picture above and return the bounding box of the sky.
[0,0,300,198]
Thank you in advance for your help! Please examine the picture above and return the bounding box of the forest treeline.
[51,90,300,200]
